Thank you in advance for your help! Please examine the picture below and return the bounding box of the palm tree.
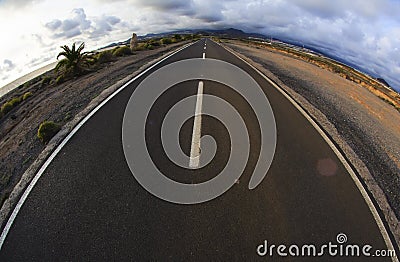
[55,42,90,76]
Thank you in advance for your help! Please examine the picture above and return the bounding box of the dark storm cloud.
[131,0,193,11]
[290,0,345,19]
[196,14,222,23]
[191,0,225,23]
[199,0,399,89]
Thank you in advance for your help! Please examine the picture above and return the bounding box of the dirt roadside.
[222,40,400,247]
[0,41,191,227]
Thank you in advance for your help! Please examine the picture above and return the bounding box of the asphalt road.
[0,39,397,261]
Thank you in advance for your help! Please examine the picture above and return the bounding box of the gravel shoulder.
[223,40,400,247]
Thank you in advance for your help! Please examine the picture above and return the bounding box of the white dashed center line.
[189,81,204,169]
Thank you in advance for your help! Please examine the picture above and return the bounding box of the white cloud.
[45,8,92,39]
[89,15,122,40]
[0,59,16,82]
[45,20,62,30]
[0,0,44,9]
[1,59,16,72]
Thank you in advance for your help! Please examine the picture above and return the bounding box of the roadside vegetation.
[237,38,400,112]
[0,92,32,119]
[112,46,132,57]
[94,50,115,64]
[55,42,92,77]
[37,121,61,144]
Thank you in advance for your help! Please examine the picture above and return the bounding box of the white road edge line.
[216,41,398,261]
[0,40,199,250]
[189,81,204,169]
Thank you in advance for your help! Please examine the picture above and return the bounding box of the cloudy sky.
[0,0,399,91]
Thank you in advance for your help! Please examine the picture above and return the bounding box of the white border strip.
[218,41,397,260]
[0,40,198,249]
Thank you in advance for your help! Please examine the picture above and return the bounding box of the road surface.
[0,39,397,261]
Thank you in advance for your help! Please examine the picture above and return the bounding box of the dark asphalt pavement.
[0,39,396,261]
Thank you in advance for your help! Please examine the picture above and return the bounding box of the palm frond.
[57,51,68,60]
[60,45,71,53]
[54,41,90,76]
[71,42,76,53]
[77,42,85,54]
[55,59,68,72]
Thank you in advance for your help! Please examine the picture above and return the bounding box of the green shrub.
[113,46,132,57]
[148,39,161,47]
[0,96,23,116]
[173,34,182,41]
[133,43,146,51]
[55,75,64,85]
[41,76,52,87]
[184,34,194,40]
[161,38,172,45]
[1,102,13,115]
[22,92,33,100]
[9,97,22,107]
[86,55,97,65]
[96,50,114,64]
[145,44,154,50]
[37,121,61,143]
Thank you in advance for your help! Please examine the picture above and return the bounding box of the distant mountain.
[142,28,268,39]
[377,78,391,88]
[101,28,270,49]
[195,28,268,39]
